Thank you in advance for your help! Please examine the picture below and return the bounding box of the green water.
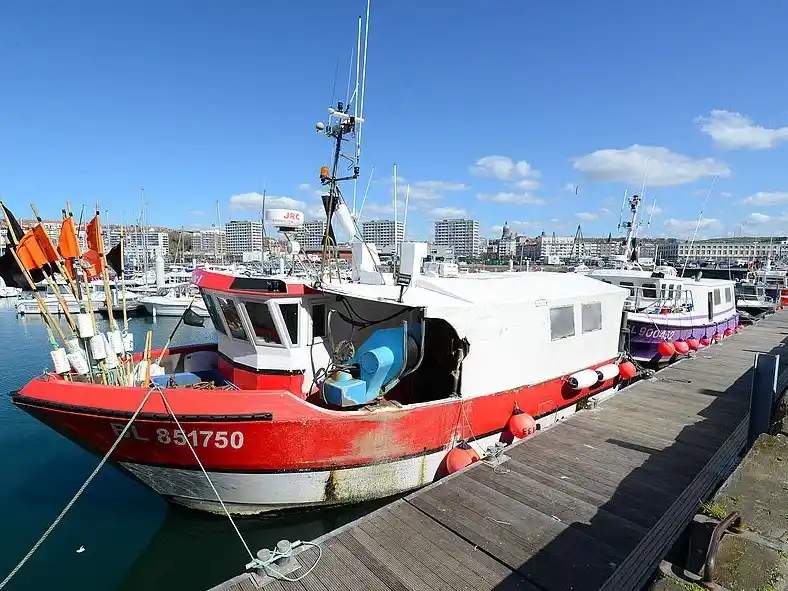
[0,300,375,590]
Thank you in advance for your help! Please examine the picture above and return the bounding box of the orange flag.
[83,249,103,280]
[58,216,80,259]
[32,224,59,264]
[16,230,49,272]
[86,215,102,254]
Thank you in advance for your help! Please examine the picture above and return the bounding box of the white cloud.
[742,191,788,206]
[298,183,312,192]
[512,178,542,190]
[576,212,600,221]
[663,217,722,236]
[745,212,772,225]
[404,180,469,202]
[429,206,468,219]
[720,192,732,198]
[470,156,541,181]
[187,210,204,216]
[477,192,546,205]
[230,192,306,212]
[696,110,788,150]
[572,145,729,186]
[362,200,405,216]
[647,204,663,216]
[563,183,578,192]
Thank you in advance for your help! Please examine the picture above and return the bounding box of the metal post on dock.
[748,352,779,449]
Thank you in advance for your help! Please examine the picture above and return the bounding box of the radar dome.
[265,209,304,229]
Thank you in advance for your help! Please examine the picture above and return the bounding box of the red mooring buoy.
[446,443,480,474]
[508,410,536,439]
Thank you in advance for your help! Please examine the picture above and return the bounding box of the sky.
[1,1,788,242]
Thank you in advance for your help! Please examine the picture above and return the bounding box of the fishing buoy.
[108,330,125,355]
[89,334,107,360]
[673,340,690,355]
[724,328,735,337]
[50,348,70,374]
[567,368,599,390]
[122,332,134,353]
[77,313,95,339]
[67,350,89,375]
[657,341,676,357]
[736,324,744,333]
[446,443,479,474]
[686,338,700,351]
[699,336,711,347]
[618,361,637,380]
[133,362,165,385]
[102,334,118,369]
[595,364,620,382]
[712,332,722,342]
[508,409,536,438]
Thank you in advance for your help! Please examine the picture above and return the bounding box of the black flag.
[0,203,49,288]
[183,306,205,328]
[106,242,123,276]
[320,194,337,247]
[607,232,612,244]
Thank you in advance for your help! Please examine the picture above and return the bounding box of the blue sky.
[1,1,788,241]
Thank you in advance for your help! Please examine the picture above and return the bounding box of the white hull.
[141,299,209,317]
[0,287,21,298]
[117,405,577,515]
[16,298,81,315]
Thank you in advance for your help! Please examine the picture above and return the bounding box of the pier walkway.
[212,310,788,591]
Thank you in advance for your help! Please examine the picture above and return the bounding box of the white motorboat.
[0,278,22,298]
[139,283,210,317]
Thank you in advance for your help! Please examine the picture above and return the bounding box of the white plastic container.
[67,350,90,375]
[77,314,95,339]
[123,332,134,353]
[89,334,107,360]
[50,348,70,374]
[102,334,118,369]
[108,329,124,355]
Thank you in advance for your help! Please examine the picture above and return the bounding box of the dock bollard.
[254,539,296,578]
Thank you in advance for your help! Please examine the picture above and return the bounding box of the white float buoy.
[77,314,95,339]
[50,348,70,374]
[89,334,107,360]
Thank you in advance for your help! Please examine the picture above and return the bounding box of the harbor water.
[0,299,376,590]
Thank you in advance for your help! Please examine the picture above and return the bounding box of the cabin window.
[278,303,299,345]
[619,281,635,296]
[217,297,249,341]
[549,306,575,341]
[725,287,732,303]
[244,301,282,345]
[581,302,602,333]
[312,303,326,338]
[202,294,227,336]
[714,289,721,305]
[642,283,657,298]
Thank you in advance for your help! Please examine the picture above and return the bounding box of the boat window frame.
[308,298,328,341]
[714,288,721,305]
[215,294,251,343]
[275,300,301,346]
[237,299,290,348]
[581,301,603,334]
[201,291,229,337]
[725,287,732,303]
[549,304,576,341]
[641,283,658,298]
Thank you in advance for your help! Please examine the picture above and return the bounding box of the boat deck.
[210,310,788,591]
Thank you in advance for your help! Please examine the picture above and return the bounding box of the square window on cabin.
[202,294,227,336]
[725,288,732,303]
[642,283,657,298]
[550,306,575,341]
[714,289,721,305]
[312,303,327,338]
[244,301,282,345]
[581,302,602,333]
[279,303,299,346]
[217,297,249,341]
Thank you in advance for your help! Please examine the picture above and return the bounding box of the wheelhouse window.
[202,293,227,336]
[619,281,635,296]
[217,296,248,341]
[549,305,575,341]
[311,303,326,338]
[244,301,282,345]
[642,283,657,298]
[714,289,721,305]
[725,287,732,303]
[278,303,299,345]
[581,302,602,333]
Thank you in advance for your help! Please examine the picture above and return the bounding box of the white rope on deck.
[0,386,157,590]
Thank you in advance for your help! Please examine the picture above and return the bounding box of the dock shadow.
[489,330,788,591]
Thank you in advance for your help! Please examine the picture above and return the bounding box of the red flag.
[58,216,80,259]
[86,215,102,254]
[82,249,103,280]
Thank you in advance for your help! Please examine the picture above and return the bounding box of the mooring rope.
[0,386,157,589]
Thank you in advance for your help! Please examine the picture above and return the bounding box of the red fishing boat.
[11,15,632,514]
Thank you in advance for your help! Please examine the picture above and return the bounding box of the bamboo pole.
[93,206,117,331]
[31,205,81,300]
[81,267,106,385]
[143,331,152,386]
[119,224,133,383]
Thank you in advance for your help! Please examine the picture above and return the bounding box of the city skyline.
[0,2,786,244]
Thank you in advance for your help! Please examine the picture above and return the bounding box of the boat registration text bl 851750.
[110,423,244,449]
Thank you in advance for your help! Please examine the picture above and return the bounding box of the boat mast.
[620,193,642,263]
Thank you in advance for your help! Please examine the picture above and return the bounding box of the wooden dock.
[211,311,788,591]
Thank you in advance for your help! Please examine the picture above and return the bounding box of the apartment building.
[434,219,480,259]
[361,220,404,250]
